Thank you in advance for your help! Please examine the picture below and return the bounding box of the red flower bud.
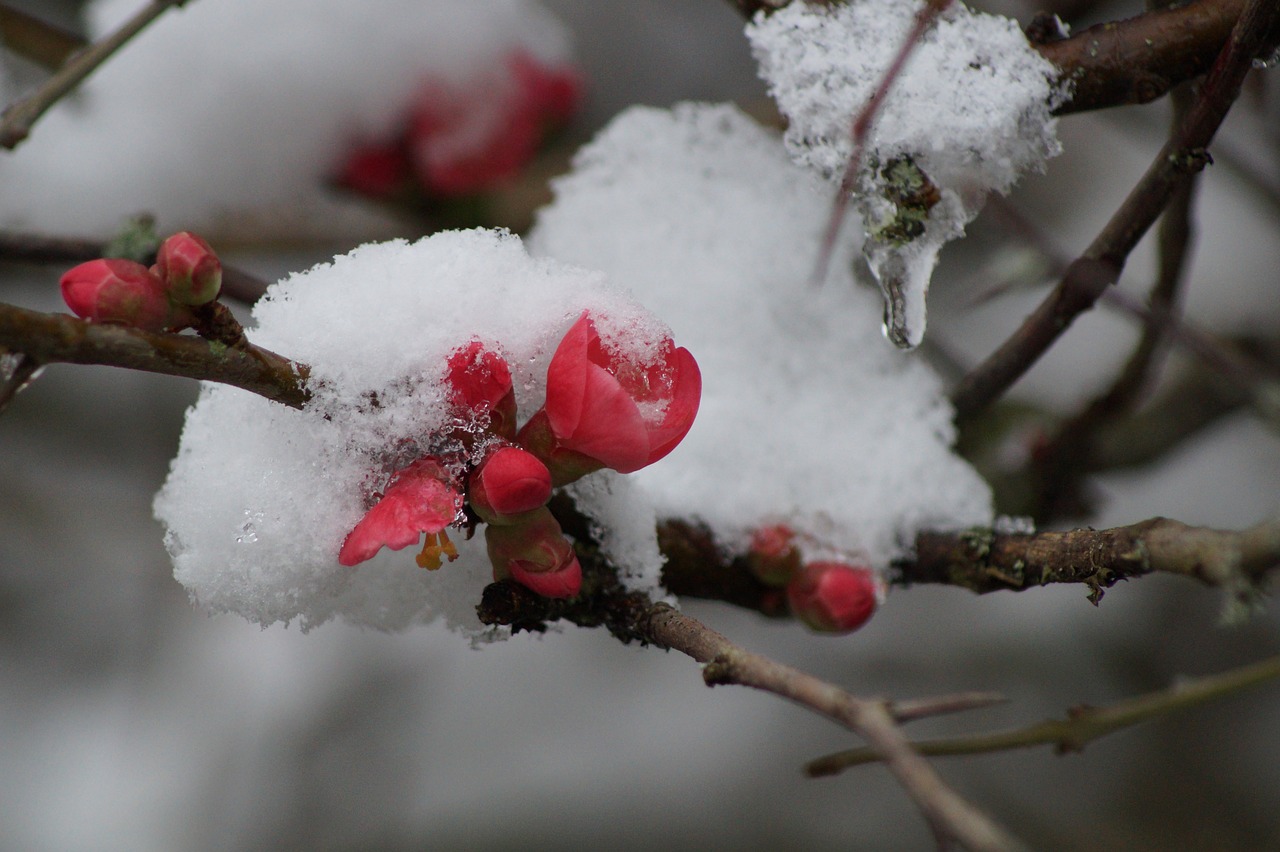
[485,506,581,598]
[155,231,222,306]
[60,258,176,332]
[444,340,517,438]
[747,524,802,587]
[786,561,883,634]
[468,446,552,524]
[339,458,463,567]
[532,312,700,476]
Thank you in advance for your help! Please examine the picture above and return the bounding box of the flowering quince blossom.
[338,458,464,569]
[519,311,701,482]
[332,310,700,601]
[786,561,886,634]
[335,49,582,201]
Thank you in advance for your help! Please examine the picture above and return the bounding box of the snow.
[530,102,993,572]
[746,0,1062,348]
[0,0,571,234]
[154,230,671,634]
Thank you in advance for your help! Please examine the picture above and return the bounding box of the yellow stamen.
[415,530,460,570]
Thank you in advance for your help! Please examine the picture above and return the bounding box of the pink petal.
[643,346,702,466]
[558,362,650,473]
[544,312,593,439]
[338,462,461,566]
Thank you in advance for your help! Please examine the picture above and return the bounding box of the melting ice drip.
[857,155,951,351]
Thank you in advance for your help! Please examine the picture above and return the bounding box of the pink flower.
[408,51,582,197]
[154,231,222,306]
[444,340,517,438]
[786,562,884,634]
[485,506,581,598]
[333,140,411,199]
[468,445,552,524]
[536,312,701,475]
[60,258,184,332]
[338,458,464,568]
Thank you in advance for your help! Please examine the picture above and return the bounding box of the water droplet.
[236,510,263,544]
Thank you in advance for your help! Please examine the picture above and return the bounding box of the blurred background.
[2,1,1279,849]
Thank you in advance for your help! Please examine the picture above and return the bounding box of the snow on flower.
[746,0,1062,348]
[154,230,683,633]
[0,0,573,234]
[517,311,701,482]
[529,102,994,573]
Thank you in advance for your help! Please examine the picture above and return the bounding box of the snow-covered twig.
[0,0,192,149]
[810,0,951,289]
[731,0,1277,115]
[949,0,1280,420]
[806,654,1280,776]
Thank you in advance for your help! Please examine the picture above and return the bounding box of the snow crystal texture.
[0,0,570,234]
[530,103,994,569]
[155,231,670,633]
[747,0,1062,349]
[747,0,1061,192]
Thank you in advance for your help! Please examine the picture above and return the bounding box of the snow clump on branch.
[154,231,682,635]
[530,102,994,578]
[747,0,1063,348]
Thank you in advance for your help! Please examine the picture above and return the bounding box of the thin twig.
[0,0,192,149]
[641,604,1028,851]
[890,692,1009,724]
[0,350,41,414]
[1032,80,1199,521]
[0,301,307,407]
[0,5,87,71]
[806,654,1280,776]
[950,0,1280,419]
[811,0,952,287]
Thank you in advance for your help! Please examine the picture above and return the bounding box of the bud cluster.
[747,524,885,634]
[59,231,223,332]
[337,313,701,600]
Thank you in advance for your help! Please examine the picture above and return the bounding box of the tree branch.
[1,0,192,149]
[641,604,1028,851]
[899,516,1280,604]
[806,653,1280,776]
[949,0,1280,420]
[0,301,308,407]
[0,5,87,71]
[1031,81,1199,521]
[728,0,1280,114]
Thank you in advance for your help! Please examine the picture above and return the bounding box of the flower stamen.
[416,530,460,570]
